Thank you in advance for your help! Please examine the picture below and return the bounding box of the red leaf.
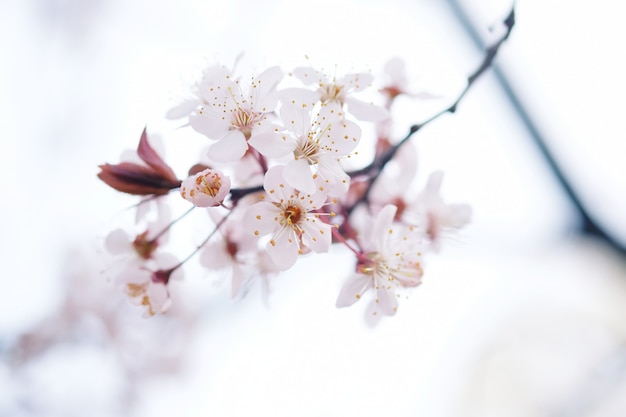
[98,162,181,195]
[136,128,179,185]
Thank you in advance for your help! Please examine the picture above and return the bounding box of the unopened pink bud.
[180,168,231,207]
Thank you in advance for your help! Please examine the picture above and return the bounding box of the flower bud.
[180,168,231,207]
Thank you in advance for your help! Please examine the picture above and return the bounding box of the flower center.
[294,134,320,164]
[127,282,148,298]
[319,83,345,104]
[282,204,303,226]
[196,173,222,197]
[231,108,260,138]
[132,231,158,260]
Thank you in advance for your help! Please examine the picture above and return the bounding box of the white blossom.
[249,102,361,195]
[244,166,332,270]
[336,204,423,318]
[188,65,284,162]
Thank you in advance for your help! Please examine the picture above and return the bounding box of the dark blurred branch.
[447,0,626,257]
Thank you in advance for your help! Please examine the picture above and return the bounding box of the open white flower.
[336,204,423,318]
[249,102,361,195]
[244,165,332,270]
[188,65,284,162]
[290,66,388,122]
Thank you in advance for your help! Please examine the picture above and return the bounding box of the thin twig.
[345,6,515,214]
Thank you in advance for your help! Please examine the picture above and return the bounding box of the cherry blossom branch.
[346,6,515,214]
[229,184,264,203]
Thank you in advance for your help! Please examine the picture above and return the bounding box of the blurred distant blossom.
[404,171,472,250]
[104,219,182,317]
[5,246,195,416]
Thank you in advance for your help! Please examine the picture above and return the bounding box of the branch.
[347,6,515,213]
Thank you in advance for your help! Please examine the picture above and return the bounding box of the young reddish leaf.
[98,162,181,195]
[136,128,179,184]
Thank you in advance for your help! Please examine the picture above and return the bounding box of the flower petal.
[166,98,200,119]
[244,202,281,236]
[280,100,313,138]
[374,285,398,316]
[371,204,397,251]
[200,240,233,270]
[328,119,361,154]
[104,229,130,255]
[251,66,283,111]
[300,219,331,253]
[248,130,295,158]
[345,97,389,122]
[292,66,326,85]
[266,231,299,270]
[189,109,230,139]
[263,165,295,203]
[340,72,374,92]
[336,273,372,308]
[283,159,316,194]
[207,130,248,162]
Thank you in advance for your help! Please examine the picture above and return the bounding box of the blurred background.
[1,0,625,416]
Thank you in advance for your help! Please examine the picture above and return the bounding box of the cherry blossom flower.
[244,165,332,270]
[201,209,280,298]
[180,168,231,207]
[105,227,182,317]
[336,204,424,318]
[367,141,419,217]
[188,65,284,162]
[403,171,471,250]
[290,66,388,122]
[249,102,361,195]
[166,63,233,120]
[381,57,410,102]
[380,57,440,103]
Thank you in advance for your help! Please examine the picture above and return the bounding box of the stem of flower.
[250,146,268,174]
[329,225,369,262]
[150,206,195,243]
[172,210,233,270]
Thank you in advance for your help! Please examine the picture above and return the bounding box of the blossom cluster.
[98,58,471,322]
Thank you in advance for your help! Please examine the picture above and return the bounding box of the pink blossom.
[188,66,284,162]
[336,204,423,318]
[105,227,182,317]
[244,166,332,270]
[404,171,471,250]
[249,102,361,195]
[201,209,280,298]
[180,168,230,208]
[290,66,388,122]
